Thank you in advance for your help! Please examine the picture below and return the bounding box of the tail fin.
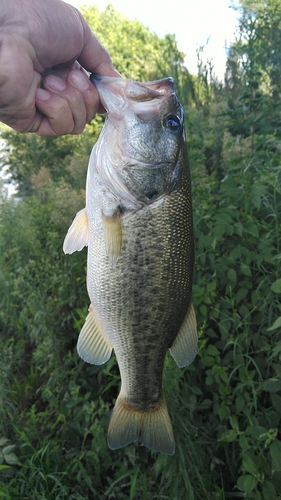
[107,396,175,455]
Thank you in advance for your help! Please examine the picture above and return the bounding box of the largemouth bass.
[63,75,197,455]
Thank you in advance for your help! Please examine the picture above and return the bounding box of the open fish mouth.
[90,74,176,118]
[90,74,175,99]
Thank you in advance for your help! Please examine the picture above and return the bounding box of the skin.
[0,0,119,136]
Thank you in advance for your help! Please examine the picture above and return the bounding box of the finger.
[45,74,88,134]
[35,88,76,136]
[35,72,98,136]
[0,37,41,132]
[66,68,104,118]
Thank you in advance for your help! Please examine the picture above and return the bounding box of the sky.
[64,0,240,80]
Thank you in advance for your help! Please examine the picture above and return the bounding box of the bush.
[190,146,281,498]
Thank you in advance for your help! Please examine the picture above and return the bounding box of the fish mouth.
[90,74,176,115]
[91,74,175,98]
[126,77,175,102]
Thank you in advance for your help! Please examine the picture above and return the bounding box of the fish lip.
[90,75,178,123]
[90,74,176,102]
[90,73,174,88]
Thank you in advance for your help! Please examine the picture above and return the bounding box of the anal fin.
[169,302,197,368]
[77,305,112,365]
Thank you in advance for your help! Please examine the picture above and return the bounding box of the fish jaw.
[90,74,176,117]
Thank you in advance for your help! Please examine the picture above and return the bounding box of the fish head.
[91,75,186,207]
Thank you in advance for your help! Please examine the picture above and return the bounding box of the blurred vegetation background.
[0,1,280,498]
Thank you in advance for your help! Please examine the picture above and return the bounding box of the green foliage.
[191,151,281,498]
[0,2,281,499]
[0,131,91,197]
[81,5,186,82]
[225,0,281,153]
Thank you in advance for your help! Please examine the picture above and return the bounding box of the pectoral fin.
[77,305,112,365]
[169,302,197,367]
[63,208,89,254]
[102,210,123,263]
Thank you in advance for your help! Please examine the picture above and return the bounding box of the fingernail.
[36,88,51,101]
[46,75,66,91]
[70,71,89,91]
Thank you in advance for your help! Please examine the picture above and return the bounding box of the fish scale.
[63,75,197,455]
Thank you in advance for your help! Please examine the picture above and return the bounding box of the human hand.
[0,0,119,136]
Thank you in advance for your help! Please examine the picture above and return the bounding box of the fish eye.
[164,114,181,133]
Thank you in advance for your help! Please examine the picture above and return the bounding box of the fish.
[63,75,197,455]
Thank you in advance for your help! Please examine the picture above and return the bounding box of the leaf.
[239,434,250,451]
[271,393,281,414]
[207,281,216,292]
[271,279,281,293]
[246,425,267,440]
[262,379,280,393]
[244,221,259,238]
[242,454,258,475]
[237,474,257,493]
[235,287,248,304]
[4,452,20,466]
[199,304,208,317]
[229,415,239,432]
[0,438,9,447]
[227,268,237,282]
[271,471,281,493]
[190,385,203,395]
[235,395,245,412]
[240,264,252,276]
[206,345,220,356]
[262,480,277,498]
[250,183,265,210]
[229,246,243,260]
[198,399,212,410]
[214,209,234,224]
[220,429,237,442]
[0,465,11,471]
[3,445,15,455]
[200,356,215,366]
[267,317,281,331]
[270,441,281,471]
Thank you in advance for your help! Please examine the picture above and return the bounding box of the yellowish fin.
[107,396,175,455]
[102,211,123,262]
[169,302,197,367]
[63,208,89,254]
[77,305,112,365]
